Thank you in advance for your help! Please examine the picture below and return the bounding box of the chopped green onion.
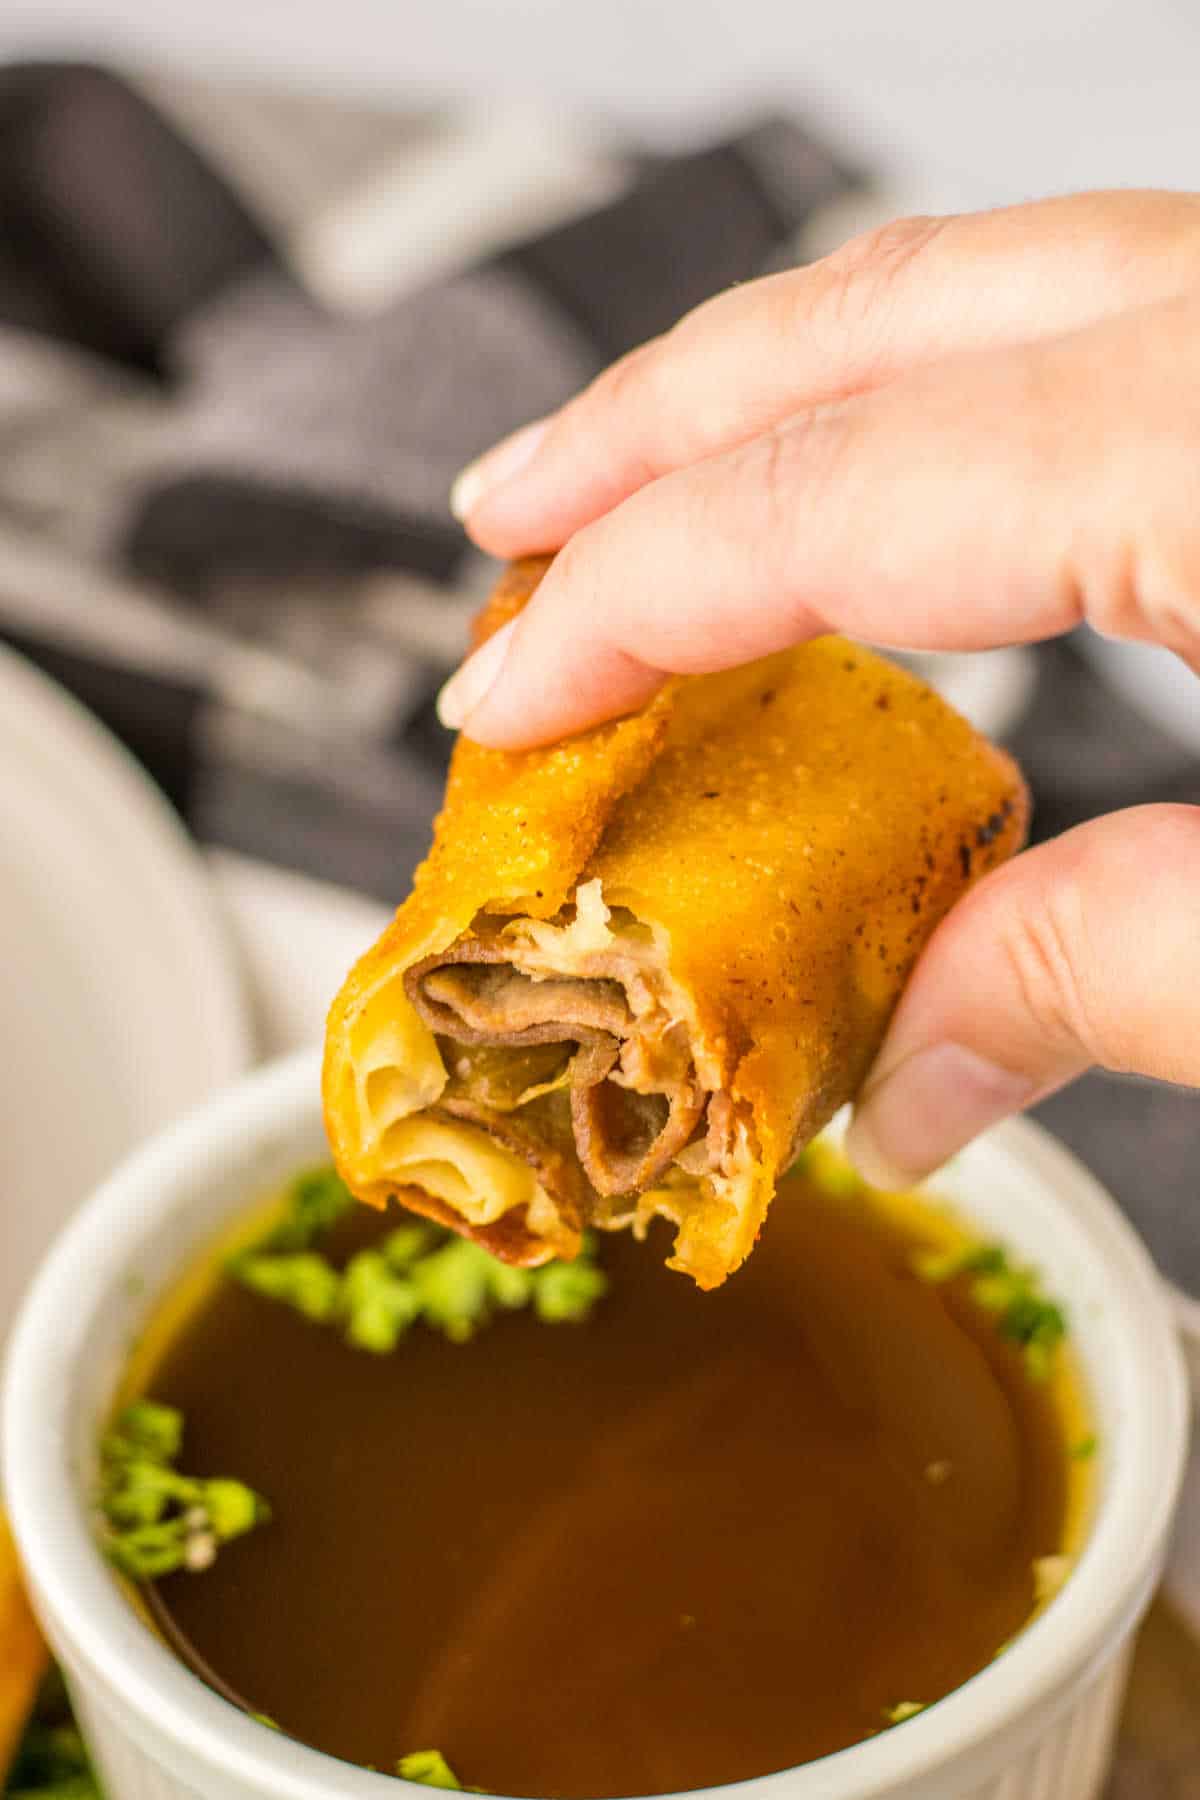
[104,1399,183,1464]
[484,1259,536,1312]
[227,1176,608,1353]
[409,1240,499,1343]
[260,1165,355,1252]
[99,1460,202,1528]
[397,1751,464,1790]
[381,1223,441,1270]
[1033,1554,1073,1604]
[913,1239,1067,1379]
[341,1249,424,1354]
[882,1701,925,1725]
[227,1251,342,1323]
[912,1242,1006,1285]
[787,1141,861,1194]
[202,1479,270,1541]
[532,1257,608,1323]
[98,1404,269,1581]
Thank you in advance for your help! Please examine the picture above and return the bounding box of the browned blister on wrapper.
[325,557,1027,1288]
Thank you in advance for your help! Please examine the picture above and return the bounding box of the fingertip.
[459,632,667,750]
[448,461,485,526]
[436,618,517,732]
[846,1043,1036,1190]
[449,418,550,531]
[842,1112,921,1192]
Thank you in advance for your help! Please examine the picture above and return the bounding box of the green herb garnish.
[913,1243,1007,1284]
[98,1402,270,1581]
[228,1172,608,1354]
[913,1240,1067,1380]
[221,1167,356,1321]
[397,1751,463,1789]
[529,1255,609,1323]
[258,1165,355,1252]
[785,1141,862,1195]
[5,1722,102,1798]
[882,1701,925,1725]
[105,1397,182,1463]
[1033,1554,1073,1604]
[1070,1434,1098,1461]
[228,1251,343,1323]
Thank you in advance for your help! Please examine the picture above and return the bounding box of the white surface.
[296,105,626,310]
[1175,1285,1200,1407]
[5,0,1200,213]
[206,850,388,1058]
[1168,1432,1200,1636]
[2,1052,1190,1800]
[0,645,251,1350]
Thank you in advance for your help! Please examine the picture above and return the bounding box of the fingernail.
[845,1043,1035,1189]
[436,619,517,730]
[449,419,548,522]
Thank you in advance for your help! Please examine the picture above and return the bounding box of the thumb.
[845,806,1200,1187]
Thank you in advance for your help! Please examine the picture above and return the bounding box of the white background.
[1,0,1199,214]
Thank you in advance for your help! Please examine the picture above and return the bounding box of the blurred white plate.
[207,849,388,1057]
[0,644,252,1347]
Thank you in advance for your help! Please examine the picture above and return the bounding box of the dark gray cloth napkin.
[0,62,860,894]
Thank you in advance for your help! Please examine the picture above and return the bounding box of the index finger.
[459,191,1200,560]
[445,293,1200,748]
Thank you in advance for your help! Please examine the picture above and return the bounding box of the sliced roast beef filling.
[419,959,630,1045]
[571,1078,703,1196]
[405,932,706,1200]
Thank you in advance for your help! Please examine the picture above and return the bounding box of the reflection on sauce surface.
[133,1170,1085,1797]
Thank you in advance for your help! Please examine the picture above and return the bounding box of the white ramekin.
[3,1049,1191,1800]
[1171,1282,1200,1411]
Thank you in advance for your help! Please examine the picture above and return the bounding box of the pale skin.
[438,190,1200,1188]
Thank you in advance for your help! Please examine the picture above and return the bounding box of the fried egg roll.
[324,557,1027,1288]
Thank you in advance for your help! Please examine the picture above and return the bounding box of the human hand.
[438,190,1200,1186]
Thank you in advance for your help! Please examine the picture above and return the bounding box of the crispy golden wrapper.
[325,556,1027,1288]
[0,1510,48,1780]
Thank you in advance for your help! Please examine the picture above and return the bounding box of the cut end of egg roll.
[324,556,1028,1289]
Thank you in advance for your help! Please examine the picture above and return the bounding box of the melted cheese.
[508,877,616,961]
[379,1116,553,1228]
[350,973,447,1158]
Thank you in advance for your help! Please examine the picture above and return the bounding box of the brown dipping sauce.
[134,1170,1078,1797]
